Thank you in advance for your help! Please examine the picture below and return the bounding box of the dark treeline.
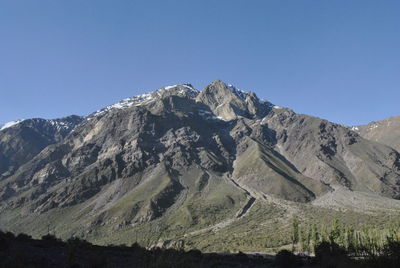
[0,230,272,268]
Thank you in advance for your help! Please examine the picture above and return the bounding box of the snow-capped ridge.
[0,119,26,131]
[86,81,275,120]
[88,84,199,119]
[160,83,198,98]
[0,116,82,132]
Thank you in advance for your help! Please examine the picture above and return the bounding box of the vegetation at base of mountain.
[291,217,400,258]
[2,199,400,254]
[169,202,400,253]
[275,250,302,268]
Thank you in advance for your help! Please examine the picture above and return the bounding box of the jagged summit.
[227,84,249,99]
[197,80,273,120]
[201,80,252,100]
[87,80,273,121]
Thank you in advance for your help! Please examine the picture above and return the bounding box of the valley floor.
[2,186,400,254]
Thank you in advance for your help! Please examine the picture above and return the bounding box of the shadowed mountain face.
[0,80,400,244]
[354,116,400,152]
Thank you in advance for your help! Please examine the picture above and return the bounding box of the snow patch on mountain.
[1,117,82,132]
[161,84,198,98]
[369,124,379,130]
[198,109,228,121]
[227,84,248,99]
[48,118,82,132]
[0,119,25,131]
[89,94,154,118]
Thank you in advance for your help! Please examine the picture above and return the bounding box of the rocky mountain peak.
[86,81,274,121]
[196,80,273,121]
[200,80,249,100]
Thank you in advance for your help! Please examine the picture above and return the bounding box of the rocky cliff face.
[0,81,399,243]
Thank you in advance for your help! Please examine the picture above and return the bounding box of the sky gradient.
[1,0,399,126]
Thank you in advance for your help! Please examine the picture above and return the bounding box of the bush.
[16,233,32,241]
[67,237,92,248]
[67,237,91,267]
[314,241,352,268]
[235,251,248,263]
[0,231,14,251]
[275,249,300,268]
[383,241,400,261]
[186,249,202,260]
[41,234,61,243]
[378,241,400,268]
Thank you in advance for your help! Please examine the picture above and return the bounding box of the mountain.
[0,116,83,180]
[1,81,400,252]
[353,116,400,152]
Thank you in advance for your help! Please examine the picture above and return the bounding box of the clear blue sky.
[1,0,399,126]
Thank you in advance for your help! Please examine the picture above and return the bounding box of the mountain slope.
[264,108,400,199]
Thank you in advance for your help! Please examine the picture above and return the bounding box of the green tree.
[291,216,299,252]
[306,225,312,254]
[299,228,305,253]
[311,224,319,253]
[346,226,355,253]
[329,218,340,244]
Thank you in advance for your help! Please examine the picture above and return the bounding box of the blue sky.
[0,0,399,126]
